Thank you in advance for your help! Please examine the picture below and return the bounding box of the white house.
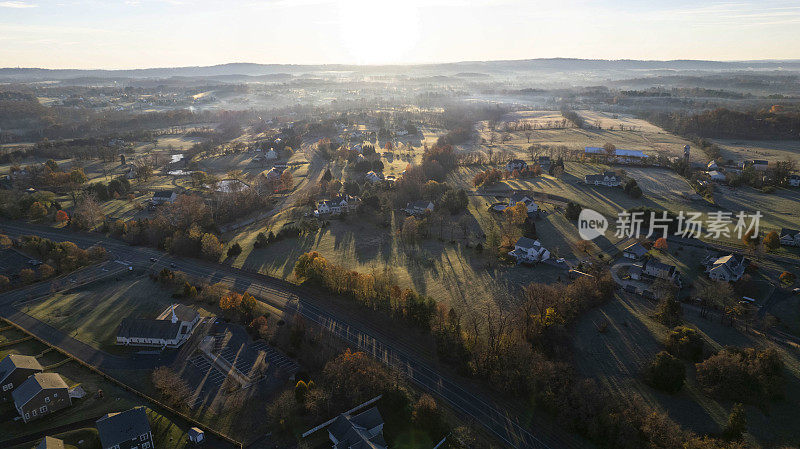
[150,190,177,206]
[404,200,434,216]
[509,237,550,264]
[708,170,726,182]
[584,171,621,187]
[630,258,681,287]
[315,195,360,217]
[707,160,719,171]
[116,304,201,349]
[703,253,748,282]
[365,171,383,183]
[780,228,800,247]
[508,192,539,214]
[264,148,278,160]
[506,159,527,172]
[789,174,800,187]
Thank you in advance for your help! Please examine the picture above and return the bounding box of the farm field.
[470,111,698,162]
[572,293,800,449]
[712,139,800,164]
[21,277,208,352]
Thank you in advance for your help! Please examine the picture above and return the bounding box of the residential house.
[509,237,551,264]
[37,436,65,449]
[404,200,434,216]
[751,160,769,171]
[630,258,681,287]
[507,192,539,214]
[150,190,176,206]
[12,373,71,423]
[707,170,726,182]
[622,242,648,260]
[780,228,800,247]
[365,171,384,183]
[96,407,155,449]
[264,148,278,160]
[584,171,621,187]
[328,407,387,449]
[789,174,800,187]
[506,159,527,172]
[116,304,200,349]
[265,166,284,182]
[707,160,718,171]
[315,195,360,217]
[0,354,43,401]
[703,254,748,282]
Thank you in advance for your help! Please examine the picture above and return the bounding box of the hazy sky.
[1,0,799,69]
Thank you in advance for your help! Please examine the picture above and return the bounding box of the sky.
[0,0,799,69]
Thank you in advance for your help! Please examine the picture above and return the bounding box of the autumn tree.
[200,233,223,260]
[28,201,47,220]
[55,209,69,223]
[644,351,685,393]
[19,268,36,284]
[653,237,668,251]
[762,231,780,250]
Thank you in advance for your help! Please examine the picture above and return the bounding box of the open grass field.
[471,110,697,162]
[712,139,800,164]
[21,277,205,352]
[572,293,800,449]
[226,197,566,309]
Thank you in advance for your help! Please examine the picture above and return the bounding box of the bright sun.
[337,0,421,65]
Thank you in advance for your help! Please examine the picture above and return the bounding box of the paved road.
[0,220,586,449]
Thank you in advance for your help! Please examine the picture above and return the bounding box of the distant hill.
[2,58,800,82]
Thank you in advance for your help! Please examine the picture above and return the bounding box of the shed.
[189,427,205,443]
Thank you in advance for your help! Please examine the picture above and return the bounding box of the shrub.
[654,297,682,327]
[779,271,795,286]
[763,231,780,251]
[722,403,747,440]
[643,351,685,393]
[665,326,705,361]
[565,201,581,221]
[695,347,784,403]
[227,243,242,257]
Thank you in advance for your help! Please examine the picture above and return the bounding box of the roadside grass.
[0,335,49,360]
[572,292,800,448]
[21,277,184,352]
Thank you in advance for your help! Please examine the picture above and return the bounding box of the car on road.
[793,288,800,295]
[128,266,134,271]
[170,262,176,268]
[150,257,157,262]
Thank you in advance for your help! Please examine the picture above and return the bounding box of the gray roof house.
[704,254,748,282]
[150,190,177,206]
[96,407,154,449]
[404,200,434,215]
[328,407,387,449]
[584,171,621,187]
[12,372,71,423]
[780,228,800,247]
[622,242,648,260]
[0,354,43,401]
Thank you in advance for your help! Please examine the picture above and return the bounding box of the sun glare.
[337,0,421,65]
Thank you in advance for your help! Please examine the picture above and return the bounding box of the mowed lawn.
[22,277,180,351]
[572,293,800,448]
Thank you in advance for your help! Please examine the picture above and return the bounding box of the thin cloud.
[0,1,37,7]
